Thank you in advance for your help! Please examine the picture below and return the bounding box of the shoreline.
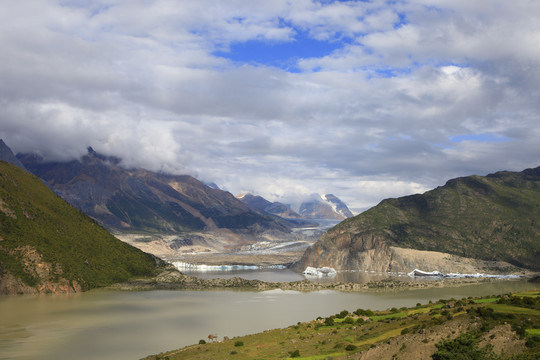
[108,266,537,293]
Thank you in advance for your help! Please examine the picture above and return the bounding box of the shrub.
[324,317,335,326]
[525,335,540,349]
[355,308,374,317]
[289,349,300,358]
[345,344,357,351]
[432,333,493,360]
[198,340,206,344]
[234,341,244,347]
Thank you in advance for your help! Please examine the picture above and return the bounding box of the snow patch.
[320,194,338,214]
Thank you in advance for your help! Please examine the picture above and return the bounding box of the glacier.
[172,261,286,272]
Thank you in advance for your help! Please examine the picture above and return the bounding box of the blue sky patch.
[214,30,349,71]
[450,133,510,143]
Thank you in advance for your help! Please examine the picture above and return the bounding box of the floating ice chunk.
[408,268,522,279]
[303,266,337,278]
[408,269,443,277]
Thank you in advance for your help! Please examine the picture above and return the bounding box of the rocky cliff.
[295,167,540,273]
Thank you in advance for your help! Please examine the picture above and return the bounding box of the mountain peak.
[0,139,27,171]
[83,146,121,166]
[299,193,353,220]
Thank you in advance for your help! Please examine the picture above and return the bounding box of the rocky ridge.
[17,147,293,252]
[295,166,540,273]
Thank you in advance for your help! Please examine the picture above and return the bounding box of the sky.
[1,0,540,212]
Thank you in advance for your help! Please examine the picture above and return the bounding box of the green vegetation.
[303,166,540,270]
[143,290,540,360]
[473,298,499,304]
[432,332,493,360]
[0,161,158,293]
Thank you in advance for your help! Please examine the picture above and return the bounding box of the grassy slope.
[0,161,158,291]
[144,290,540,360]
[309,167,540,270]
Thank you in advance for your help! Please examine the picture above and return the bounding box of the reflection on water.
[0,280,535,360]
[181,268,305,282]
[183,268,432,283]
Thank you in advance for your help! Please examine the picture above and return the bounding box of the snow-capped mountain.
[298,194,353,220]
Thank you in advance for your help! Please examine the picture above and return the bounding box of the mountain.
[237,193,302,218]
[0,139,26,170]
[0,160,159,295]
[321,194,354,218]
[17,148,290,240]
[295,167,540,273]
[298,194,353,220]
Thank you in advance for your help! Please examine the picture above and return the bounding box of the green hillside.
[298,167,540,271]
[144,290,540,359]
[0,161,158,294]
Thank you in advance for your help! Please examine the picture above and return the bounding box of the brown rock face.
[294,223,525,275]
[0,245,81,295]
[294,220,390,271]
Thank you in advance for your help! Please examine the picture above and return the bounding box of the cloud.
[1,0,539,211]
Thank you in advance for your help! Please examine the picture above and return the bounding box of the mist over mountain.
[17,147,291,241]
[237,193,302,218]
[0,139,26,171]
[298,194,354,220]
[238,192,353,222]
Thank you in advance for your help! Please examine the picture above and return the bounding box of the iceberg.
[407,269,444,277]
[303,266,337,278]
[408,268,522,279]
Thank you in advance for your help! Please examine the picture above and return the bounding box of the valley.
[1,139,539,360]
[2,2,540,360]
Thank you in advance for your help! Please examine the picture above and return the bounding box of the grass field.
[487,304,540,315]
[473,297,500,303]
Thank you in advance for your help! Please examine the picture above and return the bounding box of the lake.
[0,280,535,360]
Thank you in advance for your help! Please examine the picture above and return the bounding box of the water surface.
[0,280,535,360]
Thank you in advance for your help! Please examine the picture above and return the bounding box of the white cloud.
[1,0,540,210]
